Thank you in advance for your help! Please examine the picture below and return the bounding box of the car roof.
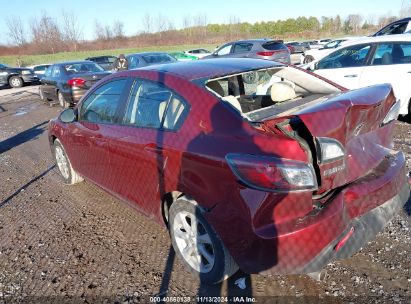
[135,58,282,81]
[339,34,411,47]
[55,60,95,65]
[126,52,171,56]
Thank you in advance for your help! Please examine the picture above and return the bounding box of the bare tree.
[142,13,153,33]
[347,14,363,33]
[31,12,63,54]
[112,20,125,38]
[5,16,26,46]
[94,20,105,40]
[61,9,82,51]
[156,14,168,32]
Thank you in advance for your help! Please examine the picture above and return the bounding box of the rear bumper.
[208,151,410,274]
[297,182,410,273]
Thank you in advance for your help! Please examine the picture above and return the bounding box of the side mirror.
[59,108,77,123]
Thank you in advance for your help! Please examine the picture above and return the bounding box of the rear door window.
[80,79,128,124]
[233,43,253,54]
[124,80,189,130]
[371,42,411,65]
[51,66,61,78]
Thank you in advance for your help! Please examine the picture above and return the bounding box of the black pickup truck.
[0,63,38,88]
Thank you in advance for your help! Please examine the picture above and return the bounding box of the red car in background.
[48,58,410,284]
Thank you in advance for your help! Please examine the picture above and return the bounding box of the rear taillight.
[226,153,318,192]
[257,51,276,56]
[67,78,86,87]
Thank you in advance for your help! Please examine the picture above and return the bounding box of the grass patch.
[0,44,217,67]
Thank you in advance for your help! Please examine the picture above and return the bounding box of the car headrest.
[222,95,242,113]
[270,82,296,103]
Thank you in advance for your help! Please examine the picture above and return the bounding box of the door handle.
[144,143,163,153]
[344,74,358,78]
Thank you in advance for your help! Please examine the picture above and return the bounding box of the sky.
[0,0,409,44]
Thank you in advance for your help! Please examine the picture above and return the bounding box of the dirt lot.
[0,86,410,303]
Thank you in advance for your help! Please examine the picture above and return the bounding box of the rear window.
[262,42,287,51]
[64,63,104,74]
[142,54,175,64]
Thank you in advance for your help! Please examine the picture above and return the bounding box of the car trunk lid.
[261,84,397,193]
[70,72,110,89]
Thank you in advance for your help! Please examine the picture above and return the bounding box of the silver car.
[126,52,177,69]
[202,39,291,64]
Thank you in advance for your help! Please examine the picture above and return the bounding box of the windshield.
[323,40,343,49]
[63,63,104,74]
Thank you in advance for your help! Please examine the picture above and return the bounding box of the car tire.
[169,197,239,284]
[53,139,83,185]
[303,55,315,64]
[9,76,23,88]
[58,91,69,108]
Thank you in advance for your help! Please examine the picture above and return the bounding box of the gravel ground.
[0,86,410,303]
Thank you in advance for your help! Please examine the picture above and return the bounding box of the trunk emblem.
[92,75,97,79]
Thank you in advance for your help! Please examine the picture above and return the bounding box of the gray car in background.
[202,39,291,64]
[126,52,177,69]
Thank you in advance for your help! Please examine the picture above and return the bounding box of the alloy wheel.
[55,145,69,179]
[173,211,215,273]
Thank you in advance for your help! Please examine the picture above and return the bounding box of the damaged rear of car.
[202,61,410,276]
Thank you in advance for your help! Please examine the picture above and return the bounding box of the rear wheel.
[303,55,315,64]
[58,91,69,108]
[9,76,23,88]
[169,197,238,284]
[53,139,83,185]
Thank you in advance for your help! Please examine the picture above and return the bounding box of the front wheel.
[9,76,23,88]
[53,139,83,185]
[169,197,238,284]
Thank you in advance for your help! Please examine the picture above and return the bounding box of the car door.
[40,66,54,99]
[107,79,190,215]
[360,42,411,115]
[313,43,372,89]
[63,78,131,188]
[48,65,62,100]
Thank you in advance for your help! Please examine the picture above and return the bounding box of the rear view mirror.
[59,108,77,123]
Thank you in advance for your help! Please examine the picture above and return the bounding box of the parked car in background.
[300,37,361,63]
[303,40,323,49]
[202,39,291,64]
[317,38,332,45]
[302,34,411,116]
[184,48,212,59]
[85,55,117,71]
[0,63,38,88]
[169,52,198,61]
[39,61,110,108]
[126,52,177,69]
[49,58,409,284]
[27,64,51,80]
[285,41,308,53]
[373,17,411,36]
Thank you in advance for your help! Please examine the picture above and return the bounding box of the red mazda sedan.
[48,58,410,284]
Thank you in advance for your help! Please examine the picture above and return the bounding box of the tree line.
[1,7,410,57]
